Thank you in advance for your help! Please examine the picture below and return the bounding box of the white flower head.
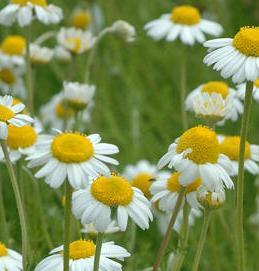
[237,79,259,103]
[158,126,234,191]
[112,20,136,42]
[204,26,259,84]
[0,0,63,27]
[53,46,72,63]
[144,5,223,45]
[0,242,22,270]
[35,240,130,271]
[72,174,153,232]
[197,186,225,209]
[30,43,54,64]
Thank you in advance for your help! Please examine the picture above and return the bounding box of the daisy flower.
[218,135,259,175]
[26,130,119,189]
[197,186,225,209]
[0,242,22,270]
[0,0,63,27]
[0,95,33,140]
[63,81,95,111]
[71,9,91,30]
[186,81,243,123]
[237,78,259,103]
[158,126,234,191]
[81,221,120,236]
[123,160,158,199]
[204,26,259,83]
[57,28,95,54]
[150,171,202,211]
[72,174,153,232]
[111,20,136,43]
[35,240,130,271]
[144,5,223,45]
[30,43,54,64]
[53,46,72,63]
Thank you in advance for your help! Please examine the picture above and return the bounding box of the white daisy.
[35,240,130,271]
[144,5,223,45]
[0,0,63,27]
[237,79,259,103]
[158,126,234,191]
[0,242,22,271]
[111,20,136,43]
[197,186,225,209]
[26,130,119,189]
[57,28,95,54]
[72,174,153,232]
[0,95,33,140]
[150,171,202,212]
[30,43,54,64]
[53,46,72,63]
[203,26,259,84]
[186,81,243,123]
[81,221,120,235]
[218,135,259,175]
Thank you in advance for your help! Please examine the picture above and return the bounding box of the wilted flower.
[112,20,136,42]
[30,43,54,64]
[197,186,225,209]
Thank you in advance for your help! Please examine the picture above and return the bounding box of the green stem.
[63,181,72,271]
[25,25,34,115]
[180,45,188,131]
[192,209,211,271]
[0,141,29,269]
[152,189,186,271]
[93,232,104,271]
[171,203,191,271]
[0,179,9,244]
[236,80,253,271]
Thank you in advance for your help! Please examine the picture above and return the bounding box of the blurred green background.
[0,0,259,270]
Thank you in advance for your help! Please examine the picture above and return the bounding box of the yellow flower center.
[91,175,134,206]
[0,69,16,85]
[171,5,201,25]
[0,105,14,122]
[201,81,229,98]
[0,243,8,257]
[254,78,259,88]
[219,136,251,161]
[55,102,75,119]
[176,126,220,164]
[131,173,153,199]
[7,125,37,150]
[1,35,26,56]
[233,27,259,57]
[71,11,91,29]
[199,192,222,209]
[11,0,47,6]
[66,37,82,54]
[51,133,94,163]
[68,240,95,260]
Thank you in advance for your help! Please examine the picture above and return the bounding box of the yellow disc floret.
[198,191,223,209]
[1,35,26,56]
[176,126,220,164]
[233,27,259,57]
[0,105,15,122]
[131,173,153,199]
[254,78,259,88]
[219,136,251,161]
[171,5,201,25]
[51,133,94,163]
[68,240,95,260]
[55,102,75,119]
[7,125,37,149]
[202,81,229,98]
[71,10,91,29]
[11,0,47,6]
[0,243,8,257]
[91,175,134,206]
[0,69,16,85]
[66,37,81,54]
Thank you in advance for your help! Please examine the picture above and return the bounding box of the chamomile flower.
[35,240,130,271]
[204,26,259,83]
[218,135,259,175]
[0,242,22,270]
[197,186,225,209]
[81,221,120,235]
[57,28,95,54]
[63,81,95,111]
[237,79,259,103]
[72,174,153,232]
[0,95,33,140]
[30,43,53,64]
[53,46,72,63]
[123,160,158,199]
[0,0,63,27]
[111,20,136,43]
[26,130,119,189]
[71,9,91,30]
[144,5,223,45]
[186,81,243,123]
[158,126,234,191]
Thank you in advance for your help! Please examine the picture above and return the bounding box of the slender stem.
[191,209,211,271]
[180,45,188,131]
[236,80,253,271]
[0,178,9,244]
[152,189,185,271]
[34,31,56,45]
[171,203,191,271]
[0,141,29,269]
[25,25,34,115]
[93,232,104,271]
[63,181,73,271]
